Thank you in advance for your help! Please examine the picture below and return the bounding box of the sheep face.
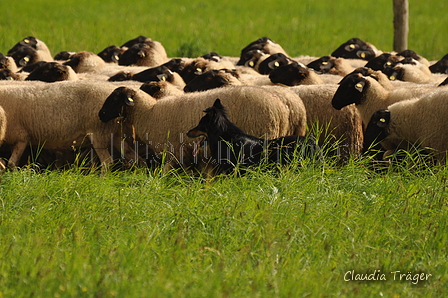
[184,69,231,93]
[269,62,308,86]
[363,109,390,153]
[307,56,335,73]
[331,38,375,60]
[132,65,174,83]
[163,58,186,73]
[331,73,366,110]
[258,53,290,75]
[7,36,38,55]
[97,45,124,63]
[139,82,162,97]
[120,35,151,48]
[98,87,135,123]
[179,59,208,84]
[10,46,36,67]
[54,51,73,61]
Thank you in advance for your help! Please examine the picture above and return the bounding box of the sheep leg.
[8,141,28,169]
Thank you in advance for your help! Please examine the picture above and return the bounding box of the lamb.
[0,80,138,171]
[98,85,301,169]
[364,88,448,163]
[331,72,436,126]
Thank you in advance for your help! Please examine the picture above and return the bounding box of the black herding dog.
[187,98,319,174]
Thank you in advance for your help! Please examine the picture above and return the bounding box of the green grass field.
[1,1,448,297]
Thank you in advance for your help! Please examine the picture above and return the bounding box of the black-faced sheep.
[269,62,325,85]
[98,85,301,169]
[108,65,185,88]
[179,57,236,84]
[237,37,288,66]
[9,45,54,68]
[25,62,78,82]
[97,45,125,63]
[7,36,52,59]
[364,88,448,163]
[331,38,378,61]
[118,41,169,67]
[0,69,20,81]
[0,80,138,171]
[332,72,435,126]
[139,81,185,99]
[307,56,355,77]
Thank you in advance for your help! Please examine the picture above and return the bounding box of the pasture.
[1,0,448,297]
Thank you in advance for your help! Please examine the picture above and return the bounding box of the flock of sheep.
[0,35,447,174]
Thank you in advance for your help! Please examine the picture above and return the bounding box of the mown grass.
[1,1,448,297]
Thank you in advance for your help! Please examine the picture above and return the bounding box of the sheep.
[331,72,436,126]
[98,85,301,169]
[62,51,150,78]
[0,80,139,171]
[118,41,169,67]
[287,84,364,156]
[179,56,236,84]
[7,36,52,58]
[108,64,185,88]
[237,37,289,66]
[54,51,76,61]
[97,45,125,63]
[364,88,448,163]
[268,62,326,85]
[25,62,79,82]
[330,37,378,61]
[9,45,54,68]
[307,56,355,77]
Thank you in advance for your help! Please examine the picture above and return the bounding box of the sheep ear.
[267,60,281,70]
[125,97,135,106]
[344,44,357,51]
[354,80,365,92]
[157,74,168,81]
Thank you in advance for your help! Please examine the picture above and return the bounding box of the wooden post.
[393,0,409,52]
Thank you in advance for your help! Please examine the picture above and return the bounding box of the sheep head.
[269,62,309,86]
[331,38,376,61]
[332,73,367,110]
[98,87,135,123]
[184,69,232,93]
[363,109,390,154]
[257,53,290,75]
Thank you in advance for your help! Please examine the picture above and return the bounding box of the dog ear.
[213,98,225,110]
